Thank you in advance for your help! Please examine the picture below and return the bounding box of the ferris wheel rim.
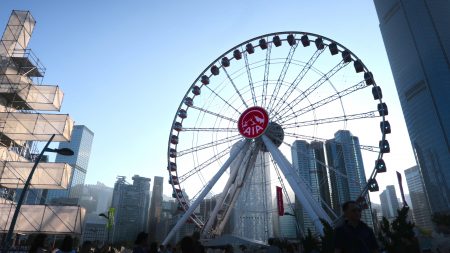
[166,31,388,230]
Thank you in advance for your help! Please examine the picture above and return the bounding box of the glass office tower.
[46,125,94,204]
[373,0,450,213]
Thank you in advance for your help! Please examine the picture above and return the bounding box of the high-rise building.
[326,130,373,227]
[82,213,108,244]
[158,199,177,244]
[273,203,297,239]
[379,185,400,220]
[291,140,331,234]
[148,176,164,241]
[405,166,433,230]
[373,0,450,214]
[45,125,94,204]
[111,175,150,244]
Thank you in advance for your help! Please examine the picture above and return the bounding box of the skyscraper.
[291,140,331,234]
[404,166,433,230]
[148,176,163,242]
[379,185,400,220]
[373,0,450,213]
[111,175,150,244]
[45,125,94,204]
[326,130,373,227]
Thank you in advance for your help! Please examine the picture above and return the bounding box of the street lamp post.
[1,134,74,252]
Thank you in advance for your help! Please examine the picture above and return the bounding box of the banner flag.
[106,207,115,230]
[396,171,408,207]
[276,186,284,216]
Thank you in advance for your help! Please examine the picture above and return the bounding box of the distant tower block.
[0,10,35,57]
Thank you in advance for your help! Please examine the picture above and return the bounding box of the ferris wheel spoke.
[203,85,241,115]
[223,67,248,108]
[178,146,233,183]
[271,48,325,119]
[180,127,238,132]
[267,43,299,113]
[190,105,238,123]
[261,42,272,108]
[243,48,257,106]
[282,111,378,130]
[282,132,380,153]
[279,80,367,124]
[276,60,349,119]
[177,134,242,157]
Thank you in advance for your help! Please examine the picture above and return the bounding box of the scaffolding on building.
[0,10,84,236]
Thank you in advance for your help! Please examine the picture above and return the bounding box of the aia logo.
[238,106,269,139]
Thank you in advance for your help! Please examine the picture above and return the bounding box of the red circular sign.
[238,106,269,139]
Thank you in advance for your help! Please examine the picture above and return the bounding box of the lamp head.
[99,213,109,219]
[56,148,74,156]
[44,147,74,156]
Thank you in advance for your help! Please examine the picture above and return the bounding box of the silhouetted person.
[266,238,282,253]
[56,235,75,253]
[149,242,158,253]
[180,236,194,253]
[29,234,47,253]
[192,231,205,253]
[334,200,379,253]
[224,244,233,253]
[80,241,93,253]
[133,232,149,253]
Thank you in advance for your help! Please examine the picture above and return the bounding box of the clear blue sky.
[0,0,417,202]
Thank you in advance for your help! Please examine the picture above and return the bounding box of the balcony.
[0,112,73,142]
[0,161,71,189]
[0,74,63,111]
[9,49,45,77]
[0,146,28,162]
[0,204,84,234]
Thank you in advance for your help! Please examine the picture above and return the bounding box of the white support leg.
[215,148,260,235]
[202,141,251,236]
[262,135,332,224]
[163,139,249,245]
[261,135,331,235]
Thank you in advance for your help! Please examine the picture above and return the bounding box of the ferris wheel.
[163,32,390,244]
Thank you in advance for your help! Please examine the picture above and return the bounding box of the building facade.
[45,125,94,204]
[326,130,374,227]
[374,0,450,214]
[291,140,332,234]
[379,185,400,220]
[148,176,164,242]
[404,166,433,230]
[111,175,150,244]
[82,213,108,245]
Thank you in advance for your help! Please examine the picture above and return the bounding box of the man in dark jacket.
[334,201,379,253]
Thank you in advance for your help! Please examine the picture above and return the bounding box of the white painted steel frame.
[261,135,332,235]
[162,139,249,245]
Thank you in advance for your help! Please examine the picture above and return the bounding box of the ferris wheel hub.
[237,106,269,139]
